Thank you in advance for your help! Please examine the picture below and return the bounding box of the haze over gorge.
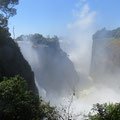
[15,28,120,116]
[1,0,120,119]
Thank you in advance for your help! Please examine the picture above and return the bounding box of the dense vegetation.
[0,1,61,120]
[85,103,120,120]
[1,75,120,120]
[16,34,61,51]
[0,75,59,120]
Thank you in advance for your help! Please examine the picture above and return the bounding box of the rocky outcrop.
[16,34,79,95]
[90,28,120,84]
[0,27,37,94]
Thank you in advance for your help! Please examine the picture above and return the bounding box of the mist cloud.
[61,2,97,74]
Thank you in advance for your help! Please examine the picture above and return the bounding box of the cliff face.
[0,27,37,94]
[16,34,79,94]
[90,28,120,83]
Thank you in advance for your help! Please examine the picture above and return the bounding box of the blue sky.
[8,0,120,37]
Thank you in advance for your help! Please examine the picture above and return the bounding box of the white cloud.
[69,4,96,29]
[72,4,90,18]
[75,0,86,7]
[68,10,96,29]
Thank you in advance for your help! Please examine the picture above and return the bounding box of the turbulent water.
[18,40,120,119]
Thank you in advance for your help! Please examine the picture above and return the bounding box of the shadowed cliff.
[16,34,79,95]
[0,27,37,94]
[90,27,120,86]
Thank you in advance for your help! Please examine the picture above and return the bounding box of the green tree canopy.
[85,103,120,120]
[0,75,59,120]
[0,0,19,27]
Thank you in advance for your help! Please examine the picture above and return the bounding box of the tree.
[0,75,39,120]
[85,103,120,120]
[0,75,59,120]
[0,0,19,27]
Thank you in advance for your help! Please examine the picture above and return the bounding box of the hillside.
[0,27,37,94]
[16,34,79,95]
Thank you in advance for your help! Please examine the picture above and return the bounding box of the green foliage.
[0,0,19,27]
[0,75,39,120]
[16,34,68,56]
[16,34,60,50]
[0,75,59,120]
[85,103,120,120]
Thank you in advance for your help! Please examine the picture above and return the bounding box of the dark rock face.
[16,34,79,95]
[0,27,37,94]
[90,28,120,83]
[35,45,79,94]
